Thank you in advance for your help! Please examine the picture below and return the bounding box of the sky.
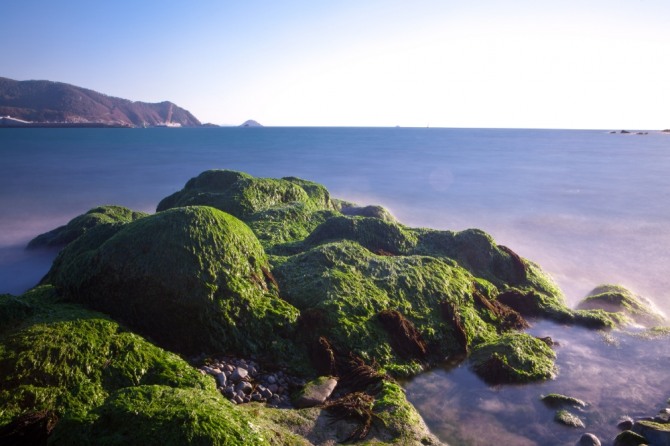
[2,0,669,128]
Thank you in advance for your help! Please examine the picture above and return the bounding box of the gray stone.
[260,388,273,399]
[266,374,277,384]
[293,376,338,408]
[233,395,243,404]
[231,367,248,382]
[577,433,601,446]
[268,383,279,393]
[235,381,253,394]
[215,371,227,388]
[251,393,263,402]
[223,386,235,398]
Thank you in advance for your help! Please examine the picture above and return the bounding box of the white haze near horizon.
[1,0,669,129]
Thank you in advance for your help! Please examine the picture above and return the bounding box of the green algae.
[274,240,501,376]
[20,169,653,443]
[577,284,666,327]
[50,386,278,446]
[0,286,209,424]
[156,169,335,218]
[0,287,306,445]
[302,215,419,255]
[470,333,556,384]
[156,170,339,249]
[553,409,585,428]
[43,206,301,362]
[248,204,338,249]
[27,205,148,249]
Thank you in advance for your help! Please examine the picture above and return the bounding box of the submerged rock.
[632,420,670,446]
[614,430,649,446]
[470,333,556,384]
[577,433,602,446]
[555,409,585,428]
[542,393,588,409]
[577,284,665,327]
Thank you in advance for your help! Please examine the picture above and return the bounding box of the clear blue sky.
[2,0,669,128]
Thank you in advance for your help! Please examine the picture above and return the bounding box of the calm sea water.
[1,127,669,444]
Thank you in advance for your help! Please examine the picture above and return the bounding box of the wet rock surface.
[200,356,305,407]
[577,433,601,446]
[611,402,670,446]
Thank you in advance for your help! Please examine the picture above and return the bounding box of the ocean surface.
[1,127,669,444]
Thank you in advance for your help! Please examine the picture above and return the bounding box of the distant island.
[0,77,201,128]
[240,119,262,127]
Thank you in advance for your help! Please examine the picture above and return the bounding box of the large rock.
[156,170,337,248]
[633,420,670,446]
[293,376,338,408]
[577,284,665,327]
[42,206,299,357]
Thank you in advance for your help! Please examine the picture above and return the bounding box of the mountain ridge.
[0,77,201,127]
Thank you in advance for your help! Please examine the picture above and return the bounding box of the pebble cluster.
[199,357,305,406]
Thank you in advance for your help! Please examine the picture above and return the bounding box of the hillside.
[0,77,201,127]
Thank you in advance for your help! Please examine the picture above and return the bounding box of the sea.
[1,127,669,445]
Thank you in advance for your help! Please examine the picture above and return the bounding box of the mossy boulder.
[469,333,556,384]
[0,286,210,424]
[156,170,337,249]
[577,284,666,327]
[42,206,300,360]
[0,286,303,445]
[274,240,512,376]
[27,206,148,249]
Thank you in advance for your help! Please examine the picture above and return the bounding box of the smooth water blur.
[405,321,670,446]
[2,127,670,444]
[2,127,670,308]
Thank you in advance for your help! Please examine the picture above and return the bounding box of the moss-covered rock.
[0,286,210,425]
[554,409,585,428]
[42,206,301,360]
[27,206,148,249]
[0,286,305,445]
[157,169,334,219]
[156,170,340,250]
[50,385,285,446]
[274,240,509,376]
[577,284,666,327]
[469,333,556,384]
[302,215,419,255]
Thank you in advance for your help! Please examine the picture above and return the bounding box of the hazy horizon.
[3,0,669,129]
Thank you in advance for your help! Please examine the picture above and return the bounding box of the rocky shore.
[1,169,668,445]
[199,356,305,407]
